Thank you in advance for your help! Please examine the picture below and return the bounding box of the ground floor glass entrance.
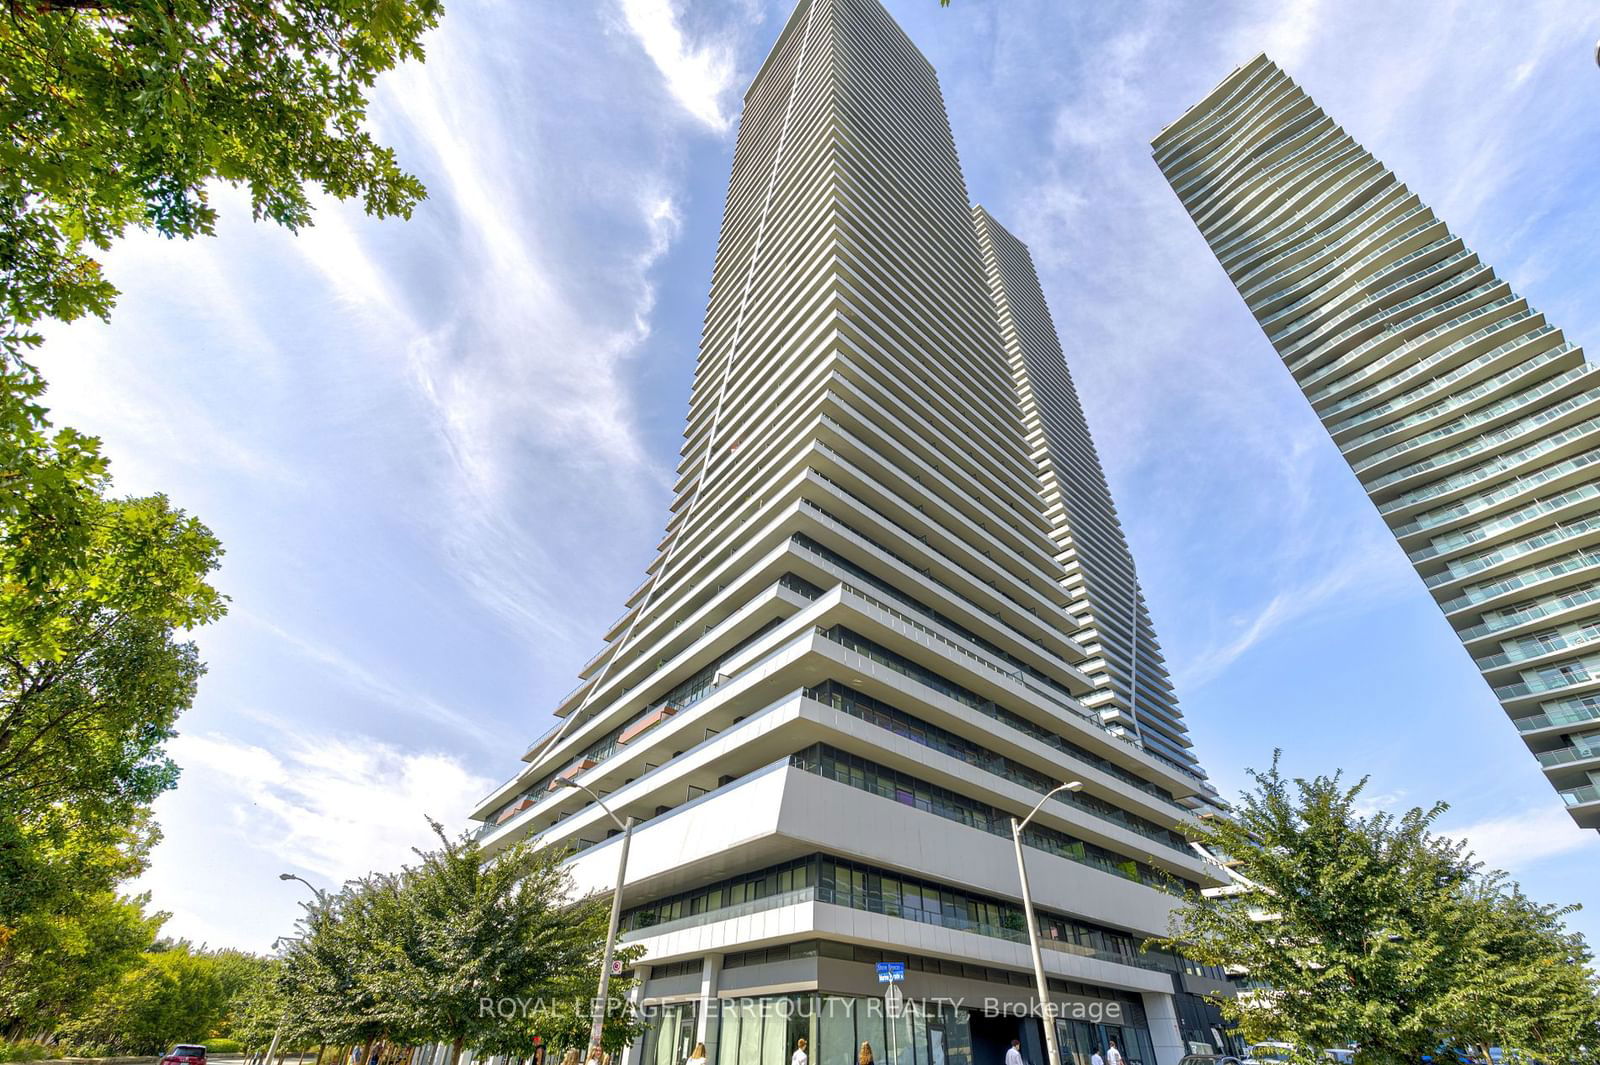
[1056,1018,1156,1065]
[635,991,1158,1065]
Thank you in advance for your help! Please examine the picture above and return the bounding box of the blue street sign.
[876,961,905,983]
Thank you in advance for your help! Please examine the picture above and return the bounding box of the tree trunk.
[447,1036,466,1065]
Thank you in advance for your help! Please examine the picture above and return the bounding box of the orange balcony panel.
[548,758,598,790]
[495,798,534,824]
[617,704,679,746]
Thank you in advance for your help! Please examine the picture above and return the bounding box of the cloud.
[616,0,739,132]
[132,730,496,949]
[1445,804,1597,873]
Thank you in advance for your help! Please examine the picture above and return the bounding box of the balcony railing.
[1536,745,1600,768]
[1514,700,1600,732]
[1476,630,1600,670]
[1560,784,1600,806]
[1495,665,1599,700]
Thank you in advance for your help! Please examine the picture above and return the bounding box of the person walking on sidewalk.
[1106,1042,1123,1065]
[792,1038,808,1065]
[687,1043,708,1065]
[1005,1040,1025,1065]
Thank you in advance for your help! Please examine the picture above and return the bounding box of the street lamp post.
[269,874,328,1065]
[554,778,637,1056]
[1011,781,1082,1065]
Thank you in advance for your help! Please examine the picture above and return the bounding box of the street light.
[553,777,637,1056]
[1012,781,1082,1065]
[279,872,329,903]
[268,873,328,1065]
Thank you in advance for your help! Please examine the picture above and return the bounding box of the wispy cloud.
[240,611,500,750]
[132,730,494,948]
[616,0,740,132]
[1445,804,1598,874]
[1174,535,1407,690]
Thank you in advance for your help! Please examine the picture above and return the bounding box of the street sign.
[884,984,905,1020]
[876,961,905,983]
[611,959,625,975]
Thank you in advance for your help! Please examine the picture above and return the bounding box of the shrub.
[0,1042,62,1063]
[205,1040,244,1054]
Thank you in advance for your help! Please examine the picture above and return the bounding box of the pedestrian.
[1005,1040,1025,1065]
[561,1051,579,1065]
[1091,1049,1104,1065]
[859,1042,875,1065]
[1106,1042,1122,1065]
[792,1039,808,1065]
[688,1043,709,1065]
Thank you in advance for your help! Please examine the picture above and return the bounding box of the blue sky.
[39,0,1600,951]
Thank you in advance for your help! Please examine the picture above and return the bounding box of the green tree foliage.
[1162,755,1600,1065]
[1440,876,1600,1064]
[0,0,443,364]
[277,826,639,1065]
[62,943,232,1054]
[0,488,225,822]
[0,808,162,1039]
[0,0,443,1045]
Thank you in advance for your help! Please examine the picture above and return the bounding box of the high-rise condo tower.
[1153,55,1600,831]
[972,208,1201,782]
[469,3,1232,1065]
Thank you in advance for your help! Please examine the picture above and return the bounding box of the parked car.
[1178,1054,1242,1065]
[1244,1046,1295,1065]
[1324,1051,1356,1065]
[161,1045,208,1065]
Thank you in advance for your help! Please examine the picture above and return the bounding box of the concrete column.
[621,963,654,1065]
[1138,993,1185,1065]
[697,954,724,1059]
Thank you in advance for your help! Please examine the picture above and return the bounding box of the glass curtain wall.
[712,995,972,1065]
[640,1002,699,1065]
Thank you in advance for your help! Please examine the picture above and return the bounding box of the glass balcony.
[1439,549,1600,613]
[1301,277,1501,392]
[1560,784,1600,806]
[1459,586,1600,640]
[1320,309,1536,420]
[1392,443,1600,538]
[1477,636,1579,670]
[1495,662,1599,700]
[1536,744,1600,768]
[1327,328,1562,436]
[1514,699,1600,732]
[1425,510,1600,589]
[1306,292,1519,404]
[1413,486,1600,564]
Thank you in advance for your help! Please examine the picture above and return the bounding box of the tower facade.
[470,3,1230,1065]
[1153,55,1600,830]
[972,208,1204,784]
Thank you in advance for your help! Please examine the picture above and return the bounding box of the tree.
[368,823,640,1065]
[0,490,224,819]
[1162,756,1481,1065]
[61,943,228,1054]
[274,825,640,1065]
[1441,876,1600,1065]
[277,882,389,1057]
[0,807,163,1039]
[55,941,274,1054]
[1164,756,1600,1065]
[0,889,161,1042]
[0,0,442,366]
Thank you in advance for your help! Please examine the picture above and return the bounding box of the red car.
[161,1046,207,1065]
